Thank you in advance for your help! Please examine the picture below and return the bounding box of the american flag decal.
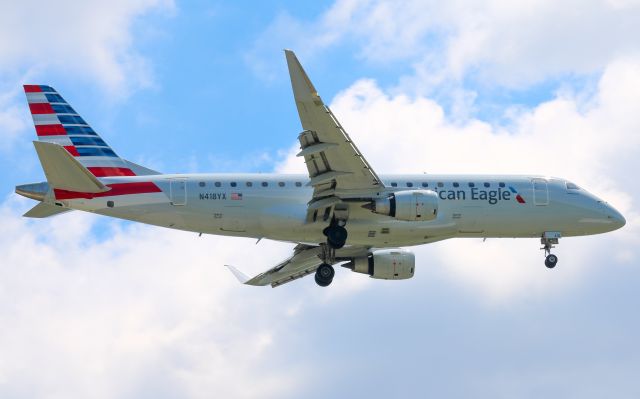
[231,192,243,200]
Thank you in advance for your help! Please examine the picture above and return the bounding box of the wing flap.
[244,245,323,287]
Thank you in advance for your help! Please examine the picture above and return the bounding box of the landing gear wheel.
[323,225,347,249]
[541,232,560,269]
[327,237,345,249]
[315,263,335,287]
[545,254,558,269]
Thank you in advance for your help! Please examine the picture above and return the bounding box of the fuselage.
[31,173,625,248]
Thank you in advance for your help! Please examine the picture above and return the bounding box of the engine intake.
[344,249,415,280]
[366,190,438,221]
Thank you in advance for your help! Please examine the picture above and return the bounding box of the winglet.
[225,265,250,284]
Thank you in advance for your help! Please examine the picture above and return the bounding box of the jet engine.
[343,249,415,280]
[365,190,438,221]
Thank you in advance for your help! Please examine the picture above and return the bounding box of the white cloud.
[0,196,309,398]
[0,0,174,96]
[251,0,640,90]
[0,89,29,151]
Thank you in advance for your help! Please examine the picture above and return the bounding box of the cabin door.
[532,178,548,206]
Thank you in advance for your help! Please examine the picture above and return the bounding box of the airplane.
[15,50,626,288]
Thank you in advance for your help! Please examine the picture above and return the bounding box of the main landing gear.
[315,243,337,287]
[323,218,348,249]
[316,206,349,287]
[541,232,561,269]
[315,263,335,287]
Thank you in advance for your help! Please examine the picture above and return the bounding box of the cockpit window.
[566,182,580,190]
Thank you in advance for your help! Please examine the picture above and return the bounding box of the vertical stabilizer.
[23,85,152,177]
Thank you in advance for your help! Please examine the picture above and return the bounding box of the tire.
[317,263,335,280]
[545,254,558,269]
[331,226,348,243]
[315,263,335,287]
[327,237,345,249]
[325,226,348,249]
[315,273,332,287]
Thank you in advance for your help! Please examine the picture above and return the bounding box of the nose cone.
[606,204,626,230]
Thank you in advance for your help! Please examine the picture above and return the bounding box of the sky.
[1,0,639,397]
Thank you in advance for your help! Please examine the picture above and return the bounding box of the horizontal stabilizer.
[225,265,250,284]
[23,202,71,218]
[33,141,109,193]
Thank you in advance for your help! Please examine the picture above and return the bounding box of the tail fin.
[23,85,159,177]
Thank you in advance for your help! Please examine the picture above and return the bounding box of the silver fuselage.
[32,173,624,248]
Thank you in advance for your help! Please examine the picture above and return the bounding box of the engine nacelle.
[368,190,438,221]
[344,249,415,280]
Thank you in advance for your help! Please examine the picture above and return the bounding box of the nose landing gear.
[545,254,558,268]
[541,232,561,269]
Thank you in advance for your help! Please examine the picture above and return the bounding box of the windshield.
[566,181,581,190]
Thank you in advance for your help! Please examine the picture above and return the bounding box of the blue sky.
[1,1,639,398]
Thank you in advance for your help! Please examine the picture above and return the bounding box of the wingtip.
[224,264,250,284]
[284,49,297,63]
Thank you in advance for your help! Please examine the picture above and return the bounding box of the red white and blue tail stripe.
[24,85,137,177]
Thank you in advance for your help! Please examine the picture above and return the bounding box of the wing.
[229,51,381,288]
[227,244,369,288]
[285,50,384,210]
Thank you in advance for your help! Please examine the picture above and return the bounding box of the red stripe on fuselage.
[24,85,42,93]
[516,195,526,204]
[88,167,136,177]
[29,103,54,114]
[35,124,66,136]
[54,182,162,200]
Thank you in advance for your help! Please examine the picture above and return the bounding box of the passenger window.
[261,182,268,187]
[453,182,459,188]
[468,182,475,187]
[437,182,444,188]
[230,182,237,187]
[421,182,428,187]
[499,182,505,188]
[295,182,302,187]
[406,182,413,187]
[278,182,285,187]
[246,182,252,187]
[198,182,205,187]
[215,182,221,187]
[484,182,490,188]
[391,182,398,187]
